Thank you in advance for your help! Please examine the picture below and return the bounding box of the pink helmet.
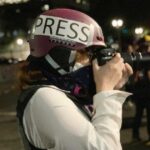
[29,8,106,57]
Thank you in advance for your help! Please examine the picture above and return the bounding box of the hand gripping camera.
[92,47,150,70]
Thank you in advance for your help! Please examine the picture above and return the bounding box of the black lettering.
[35,17,43,28]
[67,23,78,39]
[43,18,55,34]
[56,20,68,37]
[79,27,89,42]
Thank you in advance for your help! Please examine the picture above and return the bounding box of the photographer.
[16,8,133,150]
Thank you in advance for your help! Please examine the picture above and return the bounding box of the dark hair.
[18,60,44,90]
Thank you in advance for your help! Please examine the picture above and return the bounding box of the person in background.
[132,37,150,145]
[16,8,133,150]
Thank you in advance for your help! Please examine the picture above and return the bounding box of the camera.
[92,48,150,70]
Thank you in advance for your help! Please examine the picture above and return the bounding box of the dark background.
[1,0,150,30]
[0,0,150,47]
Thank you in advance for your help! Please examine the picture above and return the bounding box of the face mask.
[70,65,96,104]
[41,62,96,105]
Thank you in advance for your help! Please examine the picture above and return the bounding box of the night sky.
[90,0,150,28]
[0,0,150,39]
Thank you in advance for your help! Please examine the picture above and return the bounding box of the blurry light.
[76,0,81,3]
[0,0,29,6]
[28,30,31,34]
[111,43,119,50]
[117,19,123,27]
[13,30,18,36]
[111,19,124,28]
[16,9,21,13]
[0,31,4,38]
[18,57,22,61]
[42,4,49,11]
[16,38,24,45]
[8,59,13,63]
[135,27,144,35]
[82,0,87,5]
[112,20,117,27]
[145,35,150,41]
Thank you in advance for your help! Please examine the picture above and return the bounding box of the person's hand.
[114,62,133,89]
[92,53,133,92]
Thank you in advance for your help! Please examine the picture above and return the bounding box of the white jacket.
[23,86,131,150]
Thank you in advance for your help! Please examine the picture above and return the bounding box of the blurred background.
[0,0,150,150]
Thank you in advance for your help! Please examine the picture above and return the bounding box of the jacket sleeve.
[23,87,131,150]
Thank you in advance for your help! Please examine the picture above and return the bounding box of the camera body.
[93,47,150,70]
